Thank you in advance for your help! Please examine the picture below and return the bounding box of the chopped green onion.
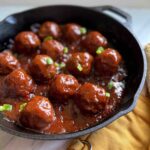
[44,36,53,42]
[108,81,114,90]
[54,62,59,67]
[77,63,83,71]
[80,27,87,34]
[46,57,53,65]
[63,47,69,54]
[96,47,104,54]
[19,103,27,112]
[59,62,66,68]
[105,92,110,97]
[0,104,13,112]
[54,62,66,68]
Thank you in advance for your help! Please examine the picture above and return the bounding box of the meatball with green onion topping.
[82,31,108,55]
[30,55,57,83]
[66,52,93,76]
[63,23,87,42]
[95,48,122,76]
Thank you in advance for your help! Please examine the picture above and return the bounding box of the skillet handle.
[92,5,132,29]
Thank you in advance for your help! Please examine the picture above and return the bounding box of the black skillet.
[0,5,147,140]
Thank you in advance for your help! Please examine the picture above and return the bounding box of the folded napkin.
[145,44,150,95]
[67,45,150,150]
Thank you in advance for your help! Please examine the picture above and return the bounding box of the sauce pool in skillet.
[0,21,127,134]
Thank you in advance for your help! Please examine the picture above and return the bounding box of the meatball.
[13,31,41,54]
[66,52,93,76]
[0,51,20,75]
[19,96,55,130]
[0,69,35,99]
[41,40,64,61]
[38,21,61,39]
[75,83,107,113]
[95,48,122,75]
[82,31,108,55]
[49,74,79,102]
[30,55,57,83]
[63,23,83,42]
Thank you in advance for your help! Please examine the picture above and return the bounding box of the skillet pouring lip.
[0,5,147,140]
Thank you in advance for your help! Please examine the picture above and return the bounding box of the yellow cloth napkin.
[68,95,150,150]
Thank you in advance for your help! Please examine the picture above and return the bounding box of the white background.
[0,0,149,8]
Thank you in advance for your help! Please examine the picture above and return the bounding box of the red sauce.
[0,22,127,134]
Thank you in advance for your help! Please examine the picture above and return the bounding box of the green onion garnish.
[105,92,110,97]
[54,62,59,67]
[77,63,83,71]
[59,62,66,68]
[108,81,114,90]
[54,62,66,68]
[63,47,69,54]
[19,103,27,112]
[0,104,13,112]
[46,57,53,65]
[80,27,87,34]
[96,47,104,54]
[44,36,53,42]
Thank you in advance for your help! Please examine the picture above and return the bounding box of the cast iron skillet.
[0,5,147,140]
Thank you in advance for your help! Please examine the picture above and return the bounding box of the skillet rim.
[0,4,147,140]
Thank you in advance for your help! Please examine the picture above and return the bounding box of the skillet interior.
[0,5,146,140]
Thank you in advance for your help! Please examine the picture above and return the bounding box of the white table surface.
[0,6,150,150]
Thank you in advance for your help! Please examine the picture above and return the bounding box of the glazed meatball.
[13,31,41,54]
[82,31,108,55]
[66,52,93,76]
[19,96,55,130]
[0,69,35,98]
[95,48,122,76]
[75,83,107,113]
[0,51,20,75]
[49,74,79,102]
[38,21,61,39]
[63,23,83,42]
[30,55,57,83]
[41,40,64,61]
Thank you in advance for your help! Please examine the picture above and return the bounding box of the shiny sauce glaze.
[0,22,127,134]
